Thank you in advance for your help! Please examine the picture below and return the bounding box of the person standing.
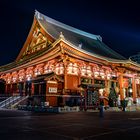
[99,99,104,117]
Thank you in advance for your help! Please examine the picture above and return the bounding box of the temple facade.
[0,11,140,107]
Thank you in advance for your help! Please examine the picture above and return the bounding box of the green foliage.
[108,88,118,107]
[92,91,99,105]
[109,88,117,100]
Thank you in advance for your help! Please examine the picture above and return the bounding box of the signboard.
[49,87,57,93]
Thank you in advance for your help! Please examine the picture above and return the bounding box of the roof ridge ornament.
[35,10,43,20]
[59,32,65,39]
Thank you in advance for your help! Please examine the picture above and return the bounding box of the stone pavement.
[0,109,140,139]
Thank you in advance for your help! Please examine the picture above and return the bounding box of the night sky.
[0,0,140,66]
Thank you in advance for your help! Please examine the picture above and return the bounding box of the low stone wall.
[125,106,136,111]
[125,105,140,111]
[18,105,140,112]
[18,105,59,113]
[18,105,80,113]
[105,107,122,112]
[106,105,140,112]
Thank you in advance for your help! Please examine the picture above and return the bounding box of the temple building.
[0,10,140,107]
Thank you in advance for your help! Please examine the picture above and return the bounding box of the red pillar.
[132,77,136,101]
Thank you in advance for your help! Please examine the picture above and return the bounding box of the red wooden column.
[78,66,81,88]
[31,83,34,95]
[132,76,136,101]
[45,82,49,104]
[117,68,125,100]
[63,61,68,106]
[63,61,67,94]
[105,78,109,95]
[118,73,124,100]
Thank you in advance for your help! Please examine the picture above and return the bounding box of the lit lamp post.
[128,87,132,97]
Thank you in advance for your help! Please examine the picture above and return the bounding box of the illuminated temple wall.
[0,11,140,106]
[0,56,140,107]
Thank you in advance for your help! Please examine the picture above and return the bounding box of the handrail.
[0,96,13,106]
[0,95,21,108]
[11,96,29,109]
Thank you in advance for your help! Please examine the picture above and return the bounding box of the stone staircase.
[0,95,28,109]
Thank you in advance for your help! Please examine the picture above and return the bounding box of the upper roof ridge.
[35,10,102,41]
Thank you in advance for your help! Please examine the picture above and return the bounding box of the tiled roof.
[35,10,126,60]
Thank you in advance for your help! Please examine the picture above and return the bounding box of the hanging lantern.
[107,73,111,80]
[100,69,105,79]
[55,63,64,75]
[67,63,78,75]
[94,71,99,77]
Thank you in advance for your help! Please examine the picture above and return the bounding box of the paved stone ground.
[0,109,140,139]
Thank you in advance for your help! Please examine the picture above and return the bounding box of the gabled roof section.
[16,16,54,61]
[35,10,126,60]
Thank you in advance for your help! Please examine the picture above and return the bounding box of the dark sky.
[0,0,140,66]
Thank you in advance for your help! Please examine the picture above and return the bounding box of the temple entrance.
[79,83,105,110]
[34,82,46,95]
[87,89,99,107]
[32,79,46,106]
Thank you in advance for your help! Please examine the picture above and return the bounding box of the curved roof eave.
[57,38,127,63]
[51,37,140,69]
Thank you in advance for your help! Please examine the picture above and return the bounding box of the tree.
[92,90,99,105]
[108,88,118,107]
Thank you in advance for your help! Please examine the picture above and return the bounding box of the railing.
[11,96,29,109]
[0,95,27,109]
[0,94,11,102]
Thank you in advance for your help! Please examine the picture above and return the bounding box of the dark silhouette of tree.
[108,88,118,107]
